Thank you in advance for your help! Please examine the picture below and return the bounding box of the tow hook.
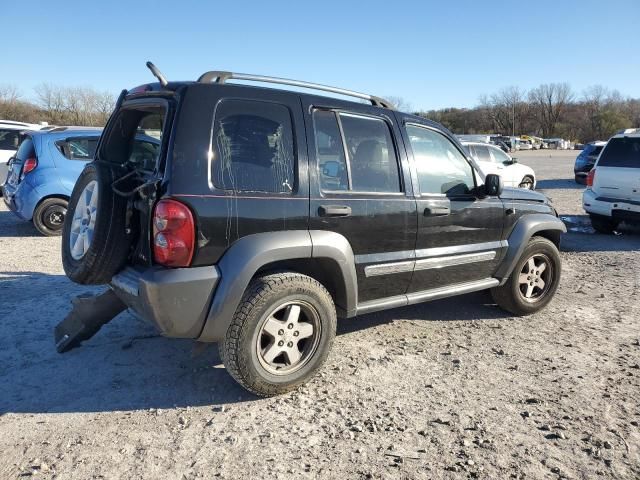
[54,289,127,353]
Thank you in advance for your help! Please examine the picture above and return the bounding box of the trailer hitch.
[54,289,127,353]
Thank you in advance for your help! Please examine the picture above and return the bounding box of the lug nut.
[287,342,293,347]
[293,331,299,337]
[287,324,294,329]
[278,329,284,336]
[278,341,284,347]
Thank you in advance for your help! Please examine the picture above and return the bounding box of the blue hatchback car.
[2,127,160,235]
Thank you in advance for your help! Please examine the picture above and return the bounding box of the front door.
[399,120,506,293]
[303,100,417,303]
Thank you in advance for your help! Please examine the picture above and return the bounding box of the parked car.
[519,140,533,150]
[2,127,160,236]
[574,141,606,184]
[2,127,103,235]
[54,63,565,397]
[583,129,640,233]
[0,120,44,193]
[463,141,536,189]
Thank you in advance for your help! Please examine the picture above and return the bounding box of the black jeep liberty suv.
[56,63,566,396]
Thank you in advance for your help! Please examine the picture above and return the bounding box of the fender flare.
[198,230,357,342]
[495,214,566,283]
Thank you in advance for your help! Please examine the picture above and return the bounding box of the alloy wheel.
[256,300,322,375]
[69,180,99,260]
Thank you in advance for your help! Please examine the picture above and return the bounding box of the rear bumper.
[1,181,38,220]
[110,265,219,338]
[583,189,640,221]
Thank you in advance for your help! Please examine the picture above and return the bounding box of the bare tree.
[385,96,412,113]
[528,83,573,137]
[0,84,21,104]
[479,86,529,135]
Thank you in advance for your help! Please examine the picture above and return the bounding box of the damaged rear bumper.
[110,265,220,338]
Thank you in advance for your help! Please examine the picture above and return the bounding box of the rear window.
[14,137,35,161]
[100,104,166,171]
[211,99,295,194]
[0,129,21,150]
[56,137,99,160]
[598,137,640,168]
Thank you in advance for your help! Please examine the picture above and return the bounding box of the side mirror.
[511,157,518,163]
[484,173,504,196]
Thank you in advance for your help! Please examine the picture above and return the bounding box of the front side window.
[212,100,295,193]
[312,110,401,193]
[598,138,640,168]
[56,137,99,160]
[406,125,475,196]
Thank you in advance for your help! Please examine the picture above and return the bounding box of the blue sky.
[4,0,639,110]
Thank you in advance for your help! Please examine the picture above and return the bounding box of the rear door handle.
[424,206,450,216]
[319,205,352,217]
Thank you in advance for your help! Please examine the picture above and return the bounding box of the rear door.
[594,136,640,202]
[302,98,417,303]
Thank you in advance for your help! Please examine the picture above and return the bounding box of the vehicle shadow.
[0,271,253,414]
[0,272,510,414]
[338,290,506,336]
[537,178,584,190]
[560,215,640,252]
[0,210,39,237]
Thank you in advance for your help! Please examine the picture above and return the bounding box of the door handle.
[424,206,450,216]
[319,205,352,217]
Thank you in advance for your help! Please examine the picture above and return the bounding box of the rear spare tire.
[62,162,132,285]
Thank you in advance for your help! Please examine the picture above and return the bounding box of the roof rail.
[197,70,395,110]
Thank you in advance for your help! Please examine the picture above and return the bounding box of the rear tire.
[220,272,336,396]
[491,237,561,316]
[62,162,132,285]
[574,174,586,185]
[589,214,619,234]
[33,197,68,236]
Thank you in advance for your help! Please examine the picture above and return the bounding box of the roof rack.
[197,70,395,110]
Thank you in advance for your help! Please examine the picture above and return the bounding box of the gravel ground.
[0,150,639,479]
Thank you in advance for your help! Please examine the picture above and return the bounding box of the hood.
[499,187,548,203]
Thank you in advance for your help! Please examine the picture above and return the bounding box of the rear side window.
[212,100,295,193]
[312,110,401,193]
[472,145,492,162]
[0,129,21,150]
[56,137,99,160]
[598,138,640,168]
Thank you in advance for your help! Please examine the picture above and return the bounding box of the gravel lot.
[1,150,638,479]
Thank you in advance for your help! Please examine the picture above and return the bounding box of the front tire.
[491,237,561,316]
[220,272,337,396]
[589,214,619,234]
[33,197,68,236]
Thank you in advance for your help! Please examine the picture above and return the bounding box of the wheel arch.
[198,230,357,342]
[495,214,566,284]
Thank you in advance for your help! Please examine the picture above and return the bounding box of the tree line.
[0,83,114,127]
[2,82,639,143]
[416,83,640,143]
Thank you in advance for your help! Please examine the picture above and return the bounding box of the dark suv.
[56,63,566,396]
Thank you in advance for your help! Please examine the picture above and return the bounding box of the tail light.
[586,168,596,187]
[20,157,38,180]
[152,199,195,267]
